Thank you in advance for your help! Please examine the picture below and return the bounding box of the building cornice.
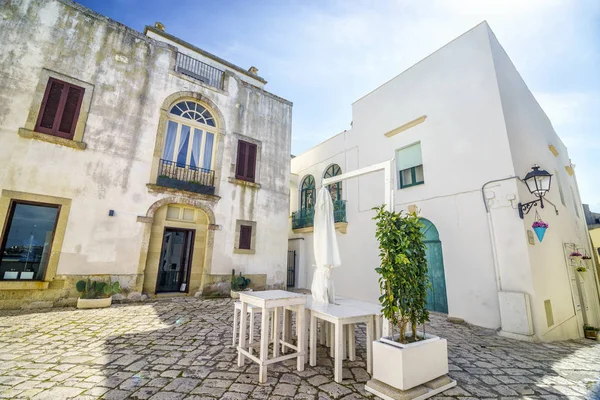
[144,25,267,85]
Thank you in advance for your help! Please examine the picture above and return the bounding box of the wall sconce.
[518,165,556,219]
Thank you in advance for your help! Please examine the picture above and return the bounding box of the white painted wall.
[289,22,599,340]
[291,23,513,330]
[0,0,291,292]
[487,26,600,339]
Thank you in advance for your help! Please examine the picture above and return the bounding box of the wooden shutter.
[235,141,247,179]
[246,143,257,182]
[235,140,258,182]
[37,80,64,134]
[239,225,252,250]
[35,78,85,139]
[57,85,84,138]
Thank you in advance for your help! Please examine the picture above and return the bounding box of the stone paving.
[0,298,598,399]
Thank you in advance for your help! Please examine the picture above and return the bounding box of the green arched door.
[420,218,448,313]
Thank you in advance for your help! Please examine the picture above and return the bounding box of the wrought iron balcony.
[157,159,215,195]
[175,52,224,90]
[292,200,347,230]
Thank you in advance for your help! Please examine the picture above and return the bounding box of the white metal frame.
[321,159,395,336]
[321,159,395,212]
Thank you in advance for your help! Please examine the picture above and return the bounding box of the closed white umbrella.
[311,187,341,304]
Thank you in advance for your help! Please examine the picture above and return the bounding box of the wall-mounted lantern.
[518,165,554,219]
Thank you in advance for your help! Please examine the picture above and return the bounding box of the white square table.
[308,300,380,383]
[281,295,382,383]
[237,290,307,383]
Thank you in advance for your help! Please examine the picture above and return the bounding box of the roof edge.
[353,21,490,105]
[144,25,268,85]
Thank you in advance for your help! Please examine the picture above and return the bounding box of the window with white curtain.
[163,101,217,170]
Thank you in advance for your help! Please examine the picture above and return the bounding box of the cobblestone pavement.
[0,298,598,399]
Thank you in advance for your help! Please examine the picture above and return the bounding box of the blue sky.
[78,0,600,209]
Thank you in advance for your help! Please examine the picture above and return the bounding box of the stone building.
[0,0,292,308]
[288,22,600,341]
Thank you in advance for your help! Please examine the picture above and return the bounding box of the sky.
[77,0,600,209]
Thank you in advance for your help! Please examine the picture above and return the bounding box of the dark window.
[35,78,85,140]
[0,201,60,281]
[239,225,252,250]
[324,164,342,201]
[399,165,424,189]
[235,140,258,182]
[300,175,316,211]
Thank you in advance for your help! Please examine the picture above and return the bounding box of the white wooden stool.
[232,301,275,350]
[237,290,307,383]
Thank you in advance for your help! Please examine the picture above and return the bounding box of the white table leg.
[366,317,374,374]
[319,320,326,345]
[249,309,255,355]
[334,322,343,383]
[271,310,276,340]
[304,311,310,364]
[310,313,317,366]
[330,323,335,358]
[375,315,382,340]
[296,305,306,371]
[325,321,331,348]
[348,323,356,361]
[342,325,347,360]
[237,301,248,367]
[282,308,290,354]
[259,306,270,383]
[273,307,280,358]
[232,305,238,347]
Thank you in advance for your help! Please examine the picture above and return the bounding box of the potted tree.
[76,278,120,309]
[230,269,252,299]
[367,206,453,394]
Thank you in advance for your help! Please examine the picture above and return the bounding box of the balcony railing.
[157,159,215,195]
[175,52,224,90]
[292,200,347,230]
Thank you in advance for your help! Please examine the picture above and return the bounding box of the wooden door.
[420,218,448,313]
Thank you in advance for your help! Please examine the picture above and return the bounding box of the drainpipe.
[481,176,520,292]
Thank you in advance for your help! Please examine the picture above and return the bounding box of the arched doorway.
[143,204,209,295]
[420,218,448,313]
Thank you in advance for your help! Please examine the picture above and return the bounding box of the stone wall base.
[0,274,141,310]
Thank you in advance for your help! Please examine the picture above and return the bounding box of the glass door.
[156,228,194,293]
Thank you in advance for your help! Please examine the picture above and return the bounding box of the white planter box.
[77,297,112,309]
[373,333,448,391]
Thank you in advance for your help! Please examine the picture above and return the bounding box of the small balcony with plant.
[157,159,216,196]
[151,99,219,197]
[291,200,347,233]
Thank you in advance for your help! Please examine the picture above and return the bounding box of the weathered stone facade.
[0,0,292,308]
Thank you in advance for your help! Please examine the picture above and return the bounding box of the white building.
[0,0,291,308]
[288,22,600,342]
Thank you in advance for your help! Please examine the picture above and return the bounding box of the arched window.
[324,164,342,202]
[300,175,316,211]
[163,101,217,170]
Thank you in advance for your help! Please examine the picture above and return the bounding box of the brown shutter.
[35,78,85,139]
[235,141,247,179]
[246,143,257,182]
[37,80,64,133]
[57,86,84,138]
[239,225,252,250]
